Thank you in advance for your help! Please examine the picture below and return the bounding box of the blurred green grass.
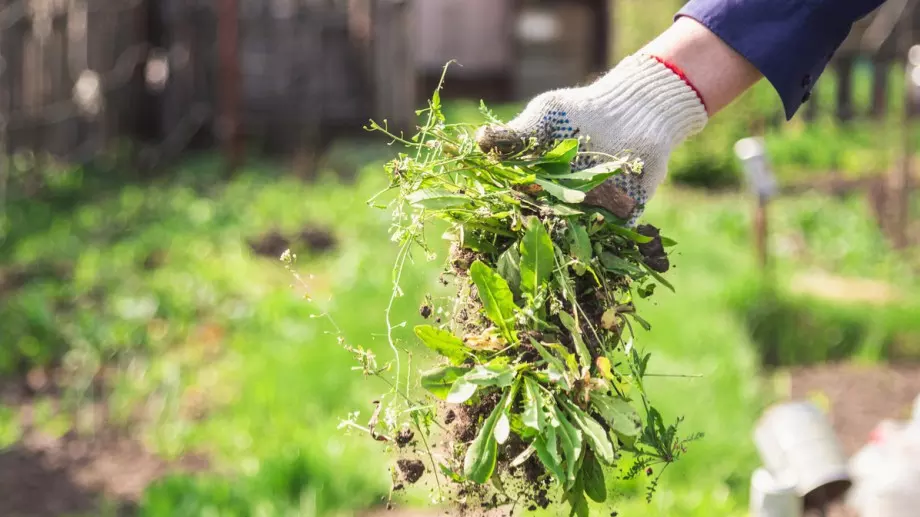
[2,100,919,516]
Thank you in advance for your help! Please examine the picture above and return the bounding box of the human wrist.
[642,17,762,115]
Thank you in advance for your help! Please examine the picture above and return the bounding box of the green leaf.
[640,261,676,293]
[470,261,519,342]
[534,425,565,484]
[530,339,570,389]
[446,379,477,403]
[608,224,654,243]
[464,364,516,387]
[420,366,470,399]
[567,474,591,517]
[628,312,653,331]
[592,393,642,438]
[494,413,510,444]
[535,161,571,176]
[519,217,554,297]
[599,252,643,276]
[522,377,545,431]
[535,179,586,204]
[554,404,583,486]
[567,224,592,275]
[560,398,615,465]
[545,203,584,216]
[459,230,498,254]
[541,139,579,163]
[660,236,678,247]
[497,245,522,296]
[558,312,591,369]
[582,450,608,503]
[439,463,465,483]
[414,325,468,365]
[463,389,510,483]
[406,189,469,209]
[542,161,623,180]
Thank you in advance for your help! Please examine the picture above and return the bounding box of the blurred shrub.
[730,283,920,367]
[669,151,741,190]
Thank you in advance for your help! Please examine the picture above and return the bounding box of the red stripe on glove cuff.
[649,55,707,112]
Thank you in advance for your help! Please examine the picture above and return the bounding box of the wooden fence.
[0,0,415,170]
[0,0,917,171]
[801,2,920,123]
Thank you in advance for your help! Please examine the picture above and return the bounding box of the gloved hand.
[476,54,708,225]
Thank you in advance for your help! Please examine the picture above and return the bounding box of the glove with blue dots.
[476,54,708,225]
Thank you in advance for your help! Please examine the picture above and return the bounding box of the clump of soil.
[248,224,336,258]
[397,459,425,484]
[395,428,415,448]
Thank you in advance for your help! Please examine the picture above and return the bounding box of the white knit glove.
[477,54,708,225]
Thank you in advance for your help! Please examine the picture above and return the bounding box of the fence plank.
[834,56,855,123]
[870,58,890,119]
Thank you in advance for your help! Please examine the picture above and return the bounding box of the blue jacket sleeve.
[677,0,887,119]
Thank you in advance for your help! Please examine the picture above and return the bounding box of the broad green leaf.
[497,245,522,296]
[464,364,516,387]
[463,390,510,483]
[535,161,571,176]
[420,366,470,399]
[660,236,678,247]
[567,474,591,517]
[406,189,469,209]
[567,224,592,276]
[414,325,468,365]
[446,379,477,403]
[582,450,608,503]
[535,178,586,204]
[554,405,583,485]
[519,217,554,297]
[591,393,642,438]
[470,261,519,342]
[542,139,579,163]
[561,398,615,465]
[534,426,565,484]
[599,252,643,276]
[522,377,545,431]
[558,312,591,369]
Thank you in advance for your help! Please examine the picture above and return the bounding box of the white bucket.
[750,467,802,517]
[753,401,851,509]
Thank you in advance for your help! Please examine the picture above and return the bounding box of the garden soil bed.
[788,362,920,456]
[0,381,208,517]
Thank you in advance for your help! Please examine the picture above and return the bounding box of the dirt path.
[788,362,920,455]
[0,382,207,517]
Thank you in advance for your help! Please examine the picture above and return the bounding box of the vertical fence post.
[834,55,855,123]
[871,57,890,119]
[0,14,8,229]
[217,0,242,172]
[371,0,416,133]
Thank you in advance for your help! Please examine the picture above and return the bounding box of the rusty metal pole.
[892,13,917,249]
[735,137,777,274]
[217,0,242,172]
